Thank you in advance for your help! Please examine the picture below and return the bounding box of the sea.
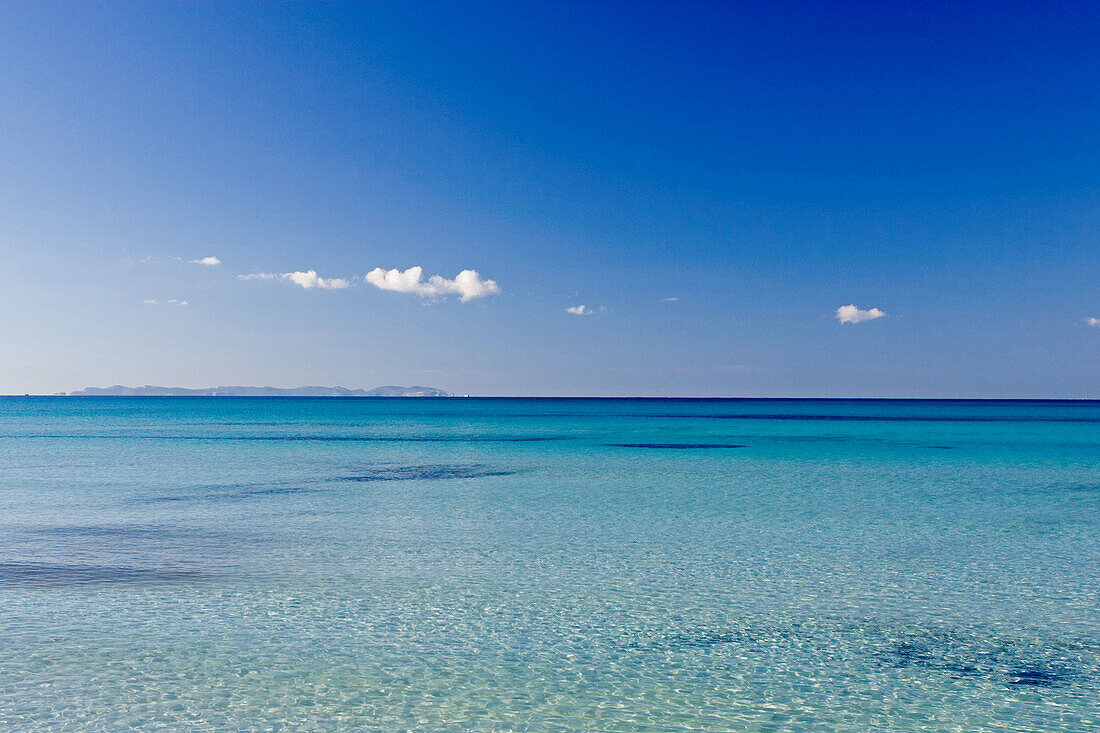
[0,397,1097,731]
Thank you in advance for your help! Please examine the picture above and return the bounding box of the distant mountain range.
[66,385,453,397]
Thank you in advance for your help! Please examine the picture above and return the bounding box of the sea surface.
[0,397,1097,731]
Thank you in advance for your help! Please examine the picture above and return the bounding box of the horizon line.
[4,394,1098,402]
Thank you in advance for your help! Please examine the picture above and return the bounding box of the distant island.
[65,385,454,397]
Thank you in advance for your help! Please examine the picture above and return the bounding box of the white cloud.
[836,304,885,324]
[143,298,188,306]
[1085,317,1100,327]
[191,256,221,266]
[566,305,593,315]
[660,297,678,302]
[364,267,500,302]
[238,270,350,290]
[284,271,351,290]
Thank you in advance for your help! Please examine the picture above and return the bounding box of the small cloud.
[566,305,594,315]
[836,304,885,324]
[191,256,221,266]
[364,267,500,302]
[143,298,188,306]
[167,299,189,306]
[143,299,159,305]
[283,271,350,290]
[238,270,350,290]
[660,297,678,302]
[1084,317,1100,327]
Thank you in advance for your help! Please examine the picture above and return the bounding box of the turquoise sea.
[0,397,1097,731]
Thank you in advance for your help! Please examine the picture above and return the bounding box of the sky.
[1,1,1097,397]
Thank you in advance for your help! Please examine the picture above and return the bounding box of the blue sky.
[1,1,1097,396]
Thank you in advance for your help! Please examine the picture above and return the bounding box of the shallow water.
[0,397,1097,731]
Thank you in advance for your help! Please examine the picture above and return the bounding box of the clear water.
[0,397,1097,731]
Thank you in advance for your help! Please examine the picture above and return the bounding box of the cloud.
[660,297,678,302]
[191,256,221,266]
[117,255,172,265]
[1085,317,1100,327]
[836,304,885,324]
[364,267,500,302]
[566,305,594,315]
[283,271,351,290]
[143,298,188,306]
[238,270,350,290]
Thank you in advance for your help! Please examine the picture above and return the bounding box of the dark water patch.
[226,486,321,498]
[882,640,983,677]
[775,435,881,443]
[876,631,1085,688]
[928,445,957,450]
[1007,668,1071,686]
[627,618,1091,690]
[341,464,520,482]
[490,436,573,442]
[141,466,522,501]
[14,524,250,554]
[607,443,746,450]
[1016,482,1100,497]
[617,414,1100,423]
[659,630,744,649]
[141,485,322,504]
[187,479,293,492]
[0,561,206,587]
[890,641,932,665]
